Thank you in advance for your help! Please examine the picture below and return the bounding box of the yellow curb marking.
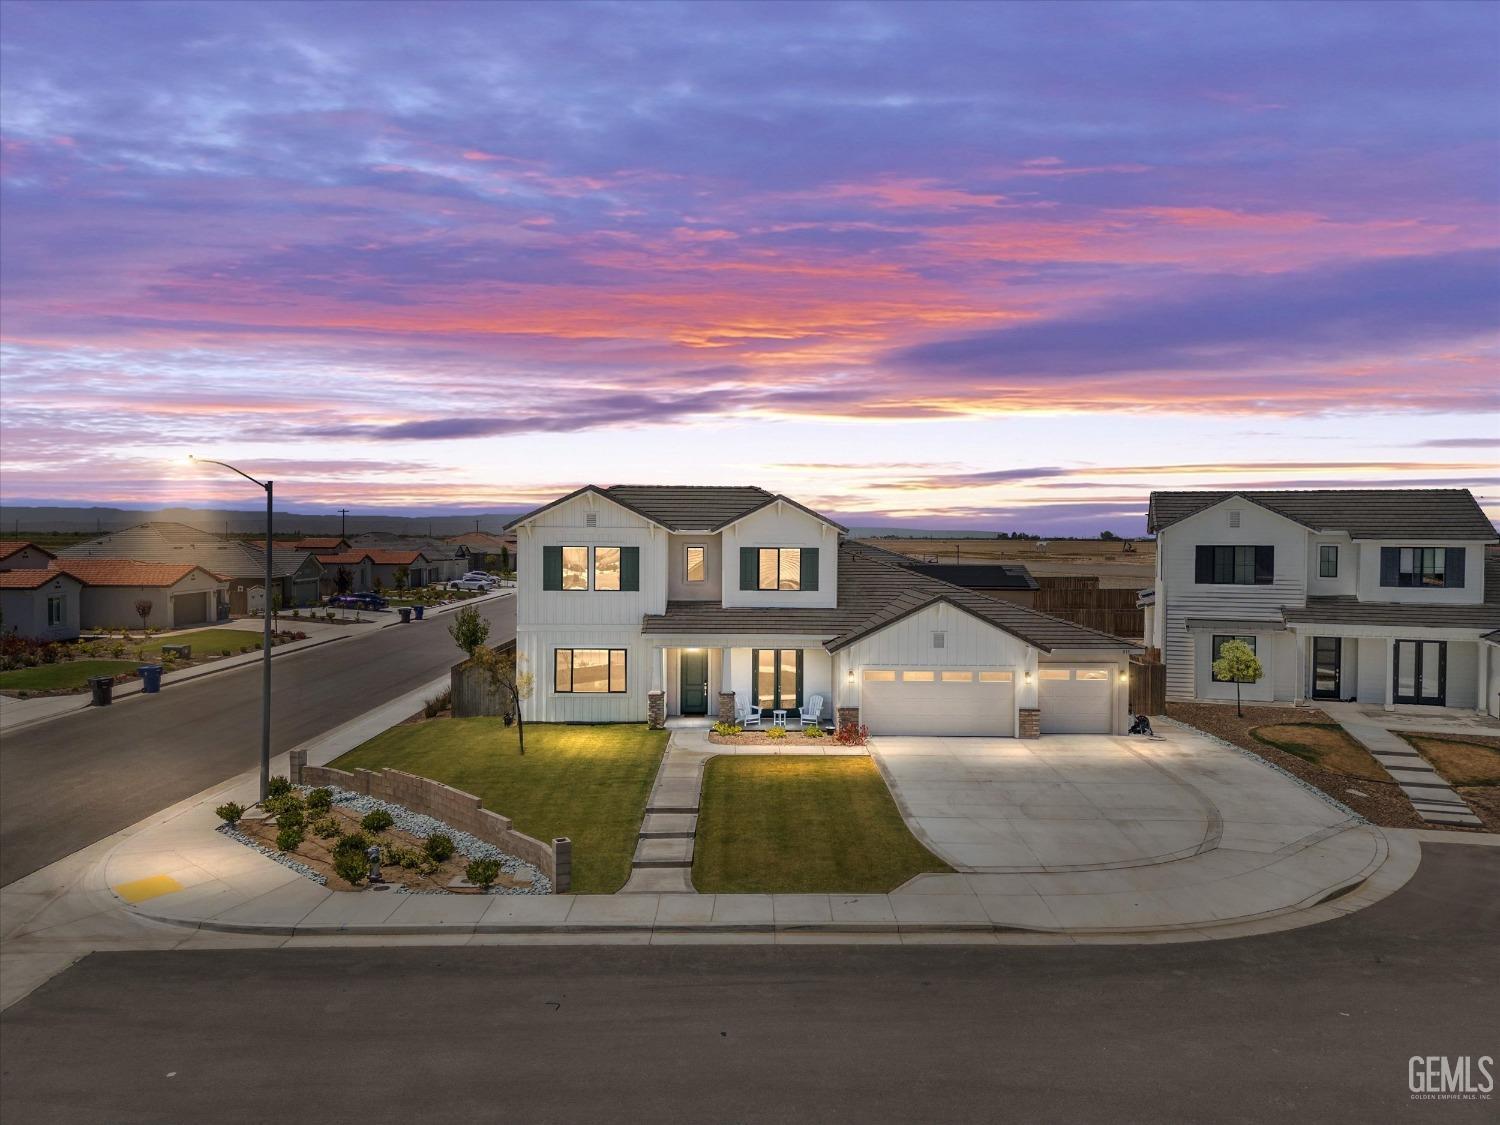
[113,875,184,903]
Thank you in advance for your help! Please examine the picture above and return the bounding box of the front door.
[1311,637,1342,700]
[1393,640,1446,706]
[679,649,709,715]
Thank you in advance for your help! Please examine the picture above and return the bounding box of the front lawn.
[1250,722,1393,783]
[0,659,140,693]
[142,628,264,657]
[329,720,667,894]
[1400,734,1500,787]
[692,757,950,893]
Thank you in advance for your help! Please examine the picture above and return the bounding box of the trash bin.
[88,676,114,706]
[398,607,412,624]
[138,664,163,693]
[412,605,425,621]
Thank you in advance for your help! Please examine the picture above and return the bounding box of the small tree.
[499,545,511,573]
[133,599,152,630]
[394,564,409,591]
[448,604,490,657]
[335,566,353,595]
[472,644,533,755]
[1100,530,1118,541]
[1211,639,1263,718]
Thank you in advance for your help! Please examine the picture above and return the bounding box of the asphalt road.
[0,596,514,887]
[2,844,1494,1124]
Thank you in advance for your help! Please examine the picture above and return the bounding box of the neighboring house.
[314,551,376,595]
[507,485,1136,736]
[48,560,229,630]
[348,534,468,584]
[292,536,351,553]
[444,531,517,570]
[1146,489,1500,713]
[0,569,84,641]
[58,522,323,613]
[0,541,59,572]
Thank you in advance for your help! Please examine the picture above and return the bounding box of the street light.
[189,455,273,802]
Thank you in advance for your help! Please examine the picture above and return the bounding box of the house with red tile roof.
[0,541,58,571]
[0,568,84,641]
[47,560,229,630]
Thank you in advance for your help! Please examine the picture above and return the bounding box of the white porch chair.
[798,695,824,729]
[738,703,763,728]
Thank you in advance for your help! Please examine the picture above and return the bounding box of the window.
[1195,545,1274,585]
[685,545,706,583]
[863,670,897,682]
[902,670,935,682]
[47,596,64,627]
[562,546,588,590]
[594,546,621,591]
[554,648,627,693]
[1399,547,1446,588]
[979,670,1013,683]
[1076,669,1110,681]
[757,547,802,591]
[753,648,802,709]
[940,671,972,683]
[1318,544,1338,578]
[1210,635,1258,683]
[1039,669,1071,681]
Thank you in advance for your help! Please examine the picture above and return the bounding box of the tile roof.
[642,542,1135,653]
[59,524,321,578]
[0,568,78,589]
[315,551,376,565]
[1147,489,1496,540]
[505,485,846,533]
[0,540,56,560]
[49,560,226,588]
[292,537,348,550]
[1283,597,1500,630]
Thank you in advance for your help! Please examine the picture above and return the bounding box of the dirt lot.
[859,537,1155,589]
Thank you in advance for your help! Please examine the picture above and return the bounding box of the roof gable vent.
[932,630,946,649]
[1228,510,1241,528]
[584,512,598,528]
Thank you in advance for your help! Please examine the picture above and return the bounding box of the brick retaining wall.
[292,753,569,892]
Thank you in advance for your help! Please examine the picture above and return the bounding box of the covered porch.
[645,636,836,727]
[1285,622,1486,713]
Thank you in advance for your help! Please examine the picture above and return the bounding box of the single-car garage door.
[861,669,1015,736]
[1038,666,1114,734]
[170,591,209,628]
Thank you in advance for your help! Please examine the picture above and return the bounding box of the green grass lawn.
[143,628,264,657]
[692,757,950,894]
[0,659,141,693]
[330,720,667,893]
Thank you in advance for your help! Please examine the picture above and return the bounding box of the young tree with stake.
[1211,639,1263,718]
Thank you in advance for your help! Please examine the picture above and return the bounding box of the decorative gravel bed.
[218,785,550,895]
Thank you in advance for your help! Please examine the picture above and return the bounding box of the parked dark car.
[326,592,388,610]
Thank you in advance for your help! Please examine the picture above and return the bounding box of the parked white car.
[448,576,492,591]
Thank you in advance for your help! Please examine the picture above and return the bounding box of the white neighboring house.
[1146,489,1500,714]
[507,486,1136,735]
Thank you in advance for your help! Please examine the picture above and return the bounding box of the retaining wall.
[290,750,570,892]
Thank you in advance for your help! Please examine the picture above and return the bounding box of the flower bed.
[220,784,550,894]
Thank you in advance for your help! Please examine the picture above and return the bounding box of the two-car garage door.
[861,669,1015,736]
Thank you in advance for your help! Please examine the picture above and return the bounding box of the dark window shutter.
[795,649,804,708]
[1379,547,1398,587]
[543,546,562,591]
[1195,545,1213,584]
[620,546,640,591]
[740,547,757,590]
[1445,547,1465,589]
[1254,546,1274,585]
[800,547,819,591]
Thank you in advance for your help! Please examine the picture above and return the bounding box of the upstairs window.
[1195,545,1274,585]
[562,546,589,590]
[543,545,639,591]
[1318,544,1338,579]
[594,546,621,591]
[1383,546,1463,589]
[685,545,706,583]
[741,547,819,592]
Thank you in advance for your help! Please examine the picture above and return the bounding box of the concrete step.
[618,866,695,894]
[633,836,694,867]
[1419,812,1483,827]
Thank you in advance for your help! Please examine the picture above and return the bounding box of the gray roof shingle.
[506,484,845,532]
[60,524,321,579]
[1147,489,1496,540]
[1283,597,1500,630]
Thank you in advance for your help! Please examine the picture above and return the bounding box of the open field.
[859,537,1155,588]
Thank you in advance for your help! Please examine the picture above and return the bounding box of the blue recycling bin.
[412,604,425,621]
[138,664,163,693]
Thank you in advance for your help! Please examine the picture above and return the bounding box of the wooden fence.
[1033,576,1144,639]
[1129,656,1166,715]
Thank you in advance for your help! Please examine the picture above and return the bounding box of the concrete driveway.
[870,727,1355,873]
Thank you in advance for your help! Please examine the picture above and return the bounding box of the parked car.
[460,571,497,585]
[327,592,388,610]
[448,576,492,592]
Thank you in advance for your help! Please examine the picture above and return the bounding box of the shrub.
[833,721,870,747]
[312,816,341,839]
[332,831,369,856]
[221,648,231,657]
[262,792,303,818]
[294,630,307,641]
[802,724,826,738]
[465,858,501,889]
[276,822,305,852]
[240,645,253,654]
[711,721,742,736]
[424,833,455,862]
[215,801,245,825]
[39,644,59,665]
[275,806,305,832]
[766,725,788,740]
[267,775,293,798]
[304,787,333,813]
[423,688,453,719]
[360,808,394,833]
[333,848,368,886]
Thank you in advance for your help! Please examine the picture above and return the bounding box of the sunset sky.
[1,0,1496,534]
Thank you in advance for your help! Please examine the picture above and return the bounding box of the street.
[0,597,514,887]
[1,843,1494,1124]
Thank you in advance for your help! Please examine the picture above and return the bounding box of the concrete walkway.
[1321,703,1484,828]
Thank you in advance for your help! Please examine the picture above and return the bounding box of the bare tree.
[133,599,153,631]
[471,645,533,755]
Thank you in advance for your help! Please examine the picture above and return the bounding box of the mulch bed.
[708,730,840,746]
[1166,702,1429,830]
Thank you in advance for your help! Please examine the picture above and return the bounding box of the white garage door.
[861,669,1015,736]
[171,592,209,627]
[1038,666,1114,734]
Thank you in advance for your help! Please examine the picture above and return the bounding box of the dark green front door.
[680,650,709,715]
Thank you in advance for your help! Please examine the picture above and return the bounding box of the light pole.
[190,456,274,802]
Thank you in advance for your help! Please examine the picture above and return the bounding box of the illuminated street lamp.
[189,455,273,801]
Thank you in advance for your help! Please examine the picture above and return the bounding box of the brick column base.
[837,706,859,730]
[552,837,572,894]
[717,691,736,725]
[1018,708,1041,738]
[647,690,665,729]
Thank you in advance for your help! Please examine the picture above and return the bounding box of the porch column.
[1476,641,1488,716]
[1291,632,1304,706]
[1384,637,1395,711]
[717,647,736,724]
[650,646,664,693]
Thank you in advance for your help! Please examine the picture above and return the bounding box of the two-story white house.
[1144,489,1500,714]
[507,485,1138,735]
